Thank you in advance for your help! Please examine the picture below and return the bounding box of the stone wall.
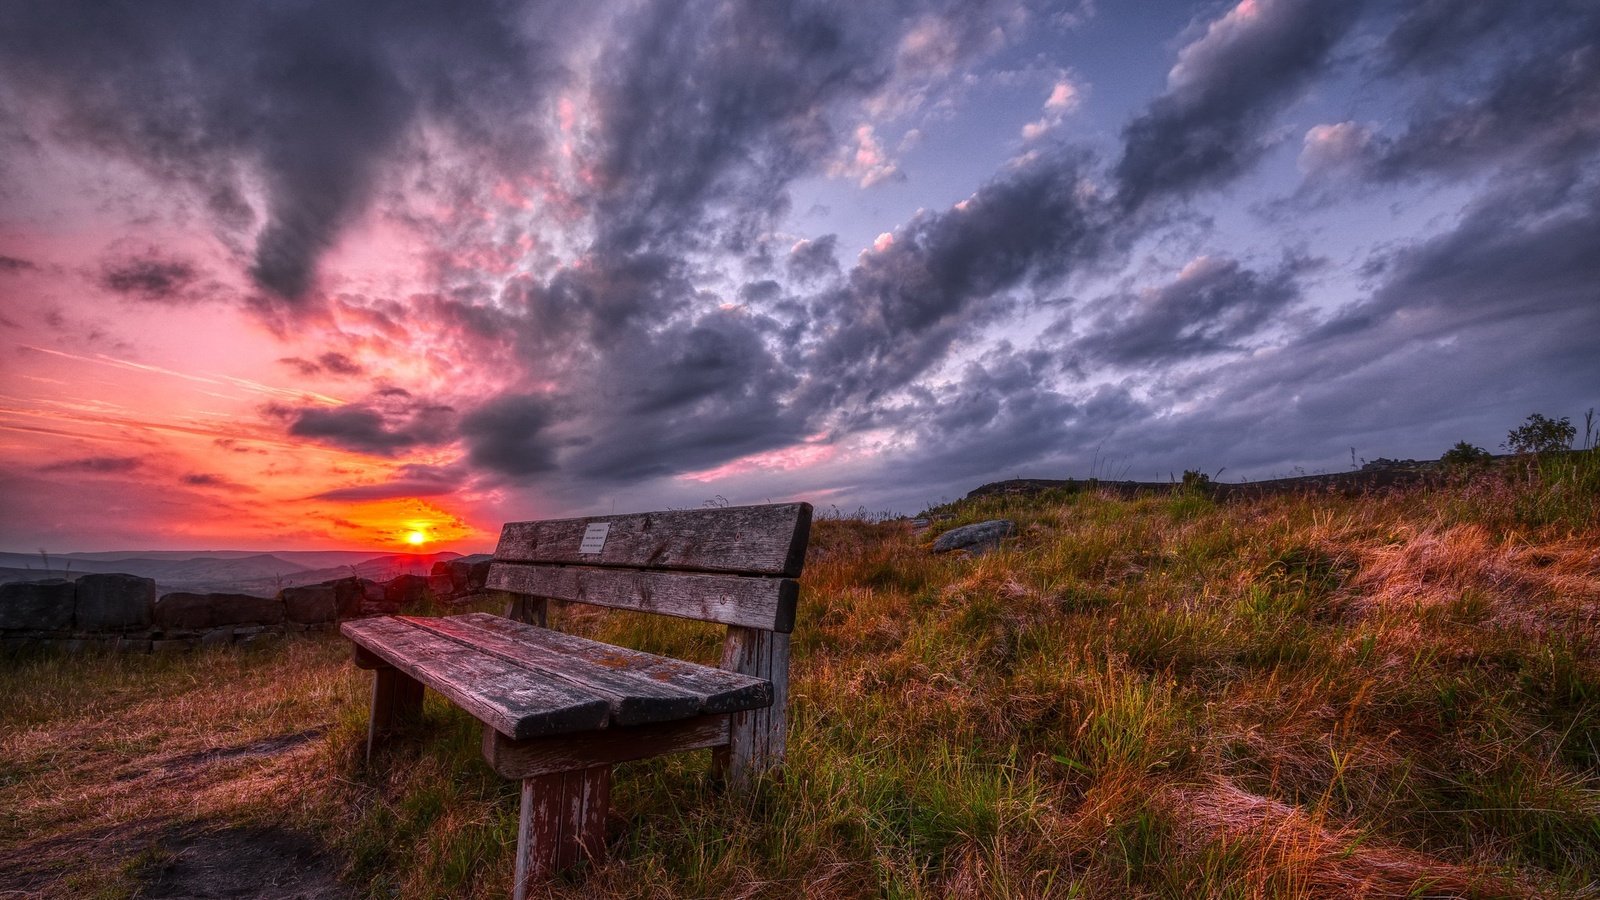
[0,558,493,653]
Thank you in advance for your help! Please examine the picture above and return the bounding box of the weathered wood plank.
[446,612,772,717]
[487,563,799,632]
[403,614,703,726]
[484,714,731,779]
[341,617,609,739]
[494,503,812,577]
[717,626,790,791]
[514,765,610,895]
[366,667,423,763]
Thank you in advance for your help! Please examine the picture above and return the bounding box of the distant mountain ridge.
[0,549,487,597]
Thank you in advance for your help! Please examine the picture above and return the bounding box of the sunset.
[1,2,1597,897]
[1,0,1594,553]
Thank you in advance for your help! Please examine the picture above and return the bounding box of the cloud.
[281,394,455,456]
[277,351,365,378]
[98,248,202,303]
[182,472,256,492]
[1074,254,1313,365]
[827,124,904,188]
[40,456,144,474]
[1297,121,1375,175]
[0,254,37,273]
[1369,9,1600,183]
[1021,77,1083,141]
[459,393,561,477]
[309,463,466,501]
[786,235,841,283]
[0,0,560,302]
[797,145,1114,418]
[1115,0,1363,208]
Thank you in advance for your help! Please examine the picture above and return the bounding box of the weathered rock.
[75,573,156,630]
[155,592,284,629]
[931,519,1016,556]
[280,584,337,624]
[427,574,455,598]
[467,559,492,591]
[383,574,430,608]
[152,638,193,654]
[200,627,234,648]
[328,578,365,618]
[0,579,76,631]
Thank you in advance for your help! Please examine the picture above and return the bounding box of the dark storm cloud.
[310,463,466,501]
[277,352,365,378]
[0,0,558,302]
[41,456,144,474]
[459,394,561,477]
[1312,172,1600,347]
[1115,0,1363,208]
[1368,8,1600,182]
[587,2,890,258]
[1075,255,1313,365]
[797,146,1114,417]
[572,311,806,481]
[786,235,841,282]
[182,472,256,492]
[283,396,455,456]
[98,249,200,303]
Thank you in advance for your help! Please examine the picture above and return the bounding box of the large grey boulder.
[931,519,1015,556]
[75,573,156,630]
[280,584,337,624]
[0,579,76,631]
[155,592,284,629]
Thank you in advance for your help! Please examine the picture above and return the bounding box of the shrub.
[1440,441,1491,467]
[1505,413,1575,455]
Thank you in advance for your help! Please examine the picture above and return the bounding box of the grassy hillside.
[2,459,1596,898]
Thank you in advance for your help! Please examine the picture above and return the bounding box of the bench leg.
[715,627,790,791]
[514,765,611,896]
[366,666,424,762]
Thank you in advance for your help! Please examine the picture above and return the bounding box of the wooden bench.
[341,502,811,895]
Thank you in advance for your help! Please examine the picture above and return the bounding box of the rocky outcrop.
[2,559,494,654]
[155,592,285,629]
[931,520,1015,556]
[0,579,76,630]
[281,584,337,625]
[75,573,156,630]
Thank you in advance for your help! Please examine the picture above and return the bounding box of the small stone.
[931,519,1016,556]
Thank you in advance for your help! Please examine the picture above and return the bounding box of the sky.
[0,0,1596,552]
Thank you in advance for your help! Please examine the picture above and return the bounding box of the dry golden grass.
[2,469,1596,898]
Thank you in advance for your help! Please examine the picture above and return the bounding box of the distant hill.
[0,549,480,596]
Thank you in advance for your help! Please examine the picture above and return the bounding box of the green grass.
[2,466,1597,897]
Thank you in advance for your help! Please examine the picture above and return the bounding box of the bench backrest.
[486,503,812,633]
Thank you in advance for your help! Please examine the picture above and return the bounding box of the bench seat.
[342,612,773,740]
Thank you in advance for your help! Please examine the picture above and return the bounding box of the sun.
[405,530,428,546]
